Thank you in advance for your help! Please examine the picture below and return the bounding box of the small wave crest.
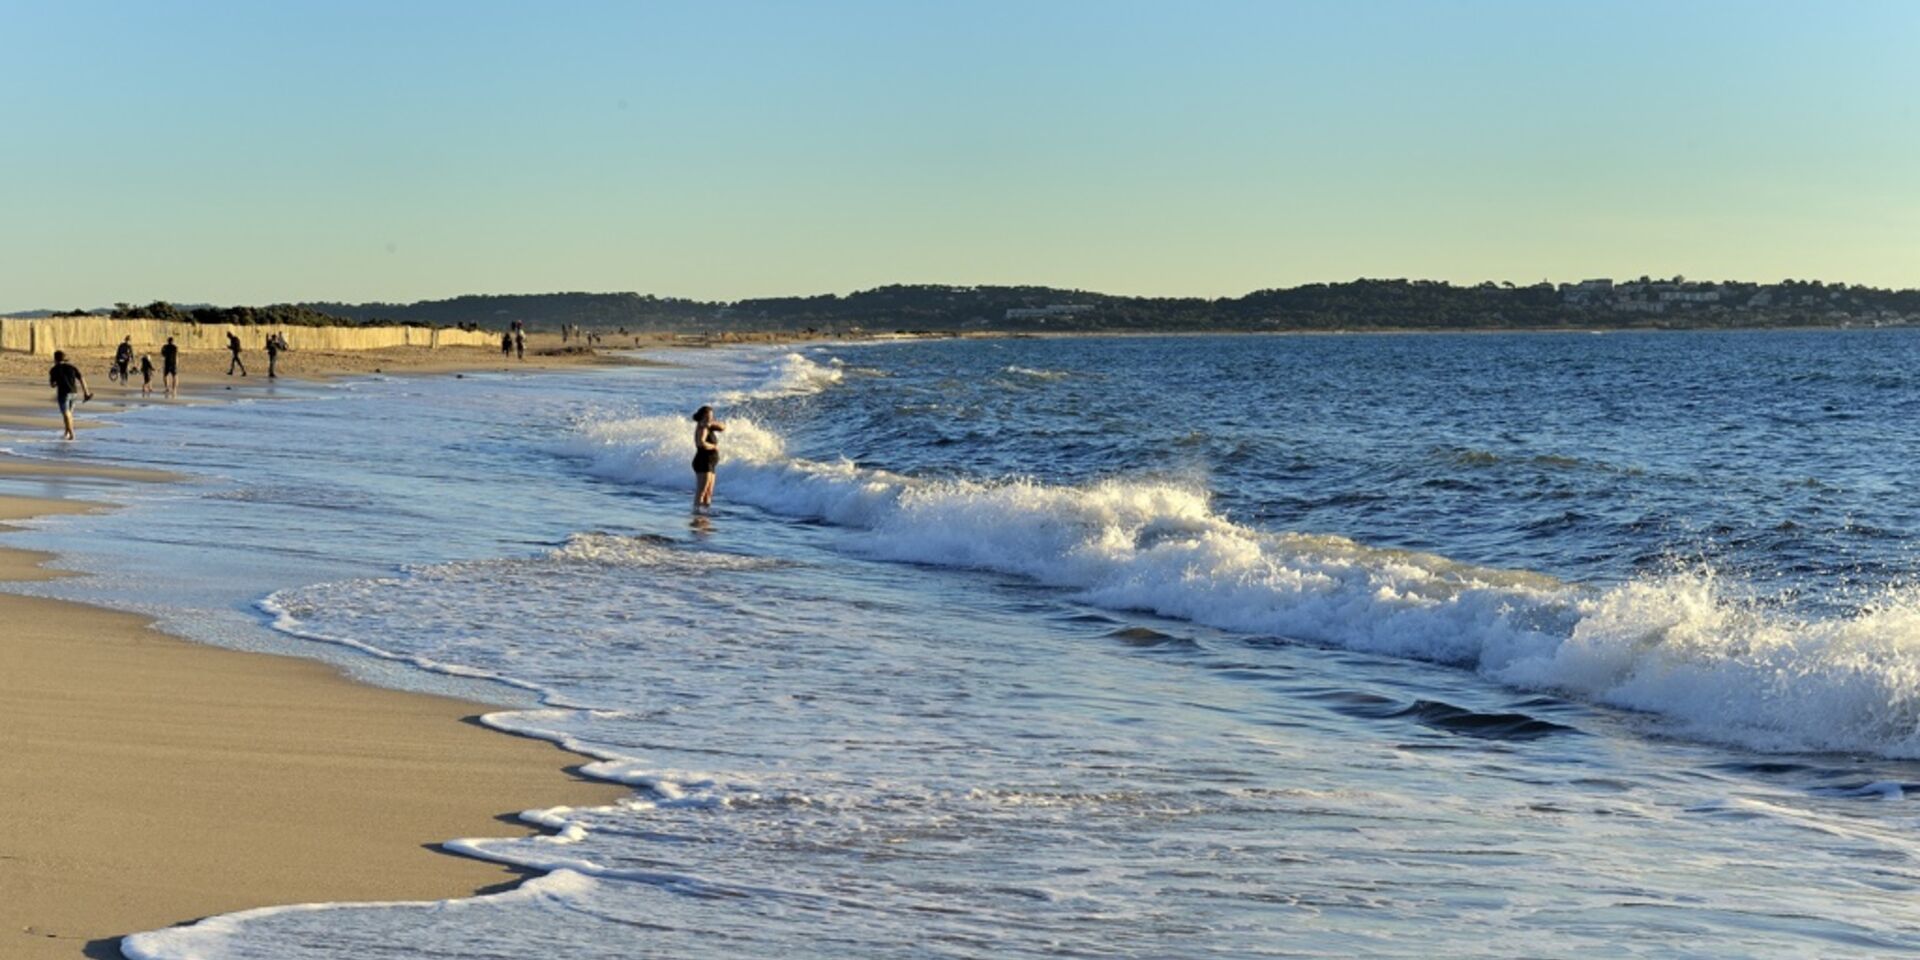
[1001,365,1072,381]
[720,352,844,402]
[556,413,1920,759]
[550,532,784,572]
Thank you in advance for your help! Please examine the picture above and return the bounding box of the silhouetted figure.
[265,331,281,378]
[691,405,725,508]
[161,337,180,397]
[514,330,525,360]
[139,354,155,397]
[227,331,247,376]
[48,350,92,440]
[114,336,133,384]
[502,331,513,358]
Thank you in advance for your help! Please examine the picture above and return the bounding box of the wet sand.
[0,359,628,958]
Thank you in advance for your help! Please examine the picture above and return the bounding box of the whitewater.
[5,331,1920,958]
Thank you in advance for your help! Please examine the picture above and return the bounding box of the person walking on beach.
[226,331,247,376]
[265,331,282,379]
[514,329,525,360]
[139,353,155,397]
[691,405,725,508]
[48,351,92,441]
[113,336,134,384]
[161,336,180,397]
[501,330,514,358]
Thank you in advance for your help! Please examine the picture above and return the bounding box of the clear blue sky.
[2,0,1915,309]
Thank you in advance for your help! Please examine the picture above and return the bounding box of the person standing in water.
[139,353,155,396]
[226,331,247,376]
[48,350,92,440]
[160,336,180,397]
[691,405,725,508]
[265,331,282,378]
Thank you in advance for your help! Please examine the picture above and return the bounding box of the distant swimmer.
[691,405,726,508]
[226,330,247,376]
[161,336,180,397]
[139,353,155,397]
[48,350,92,441]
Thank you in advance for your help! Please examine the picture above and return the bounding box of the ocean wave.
[1001,365,1072,380]
[549,531,785,571]
[720,352,844,402]
[556,412,1920,759]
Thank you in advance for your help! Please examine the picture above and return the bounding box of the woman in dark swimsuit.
[691,405,725,507]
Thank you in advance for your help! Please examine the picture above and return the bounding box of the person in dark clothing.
[501,331,513,358]
[161,337,180,397]
[690,405,725,507]
[139,354,155,397]
[514,330,525,360]
[265,331,281,379]
[226,331,247,376]
[48,350,92,440]
[114,336,134,383]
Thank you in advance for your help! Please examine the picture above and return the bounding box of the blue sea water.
[7,331,1920,958]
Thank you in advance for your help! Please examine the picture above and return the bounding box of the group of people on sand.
[229,329,290,379]
[109,336,171,398]
[46,330,285,440]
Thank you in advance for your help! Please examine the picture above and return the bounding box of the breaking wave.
[557,413,1920,759]
[720,352,844,402]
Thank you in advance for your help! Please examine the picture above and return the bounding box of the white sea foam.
[261,590,563,702]
[558,412,1920,758]
[121,869,605,960]
[1001,364,1072,380]
[720,352,844,402]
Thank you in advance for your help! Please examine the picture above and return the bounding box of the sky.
[2,0,1916,309]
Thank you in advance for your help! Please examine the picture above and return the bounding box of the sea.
[6,330,1920,958]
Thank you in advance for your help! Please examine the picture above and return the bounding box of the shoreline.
[0,358,629,958]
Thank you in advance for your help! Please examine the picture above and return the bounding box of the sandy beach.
[0,348,629,959]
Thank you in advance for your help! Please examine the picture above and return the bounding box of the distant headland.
[11,277,1919,335]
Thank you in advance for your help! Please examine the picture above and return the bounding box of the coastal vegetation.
[300,278,1920,334]
[104,301,425,328]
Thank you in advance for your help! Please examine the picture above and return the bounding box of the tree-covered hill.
[296,278,1920,333]
[16,278,1917,333]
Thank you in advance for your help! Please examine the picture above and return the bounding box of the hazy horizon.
[5,0,1915,311]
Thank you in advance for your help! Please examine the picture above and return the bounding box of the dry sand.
[0,350,630,959]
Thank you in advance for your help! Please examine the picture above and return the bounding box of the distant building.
[1658,290,1721,304]
[1559,278,1615,305]
[1613,300,1666,314]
